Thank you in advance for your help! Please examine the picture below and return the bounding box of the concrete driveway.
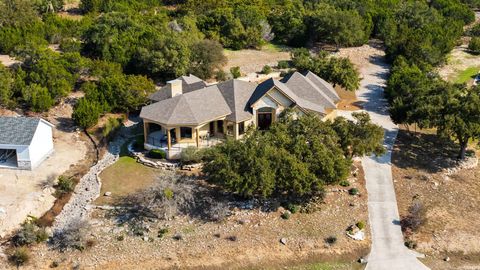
[337,52,430,270]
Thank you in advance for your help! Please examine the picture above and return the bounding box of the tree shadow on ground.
[392,130,461,173]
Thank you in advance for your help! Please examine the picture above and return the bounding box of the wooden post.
[143,121,148,145]
[195,128,200,147]
[167,128,171,151]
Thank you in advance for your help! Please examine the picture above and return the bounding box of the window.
[180,127,192,139]
[238,121,245,135]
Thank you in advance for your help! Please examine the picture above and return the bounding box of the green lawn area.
[452,66,480,84]
[96,156,159,205]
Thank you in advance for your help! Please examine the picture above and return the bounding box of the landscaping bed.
[22,161,370,270]
[392,129,480,269]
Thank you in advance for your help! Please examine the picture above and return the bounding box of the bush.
[339,180,350,187]
[72,97,103,128]
[148,149,166,159]
[12,221,48,246]
[281,212,290,220]
[215,70,227,82]
[404,240,417,249]
[285,203,299,214]
[261,65,272,74]
[180,146,203,165]
[356,221,366,230]
[9,247,30,267]
[102,117,122,140]
[51,219,91,251]
[348,188,359,195]
[277,60,290,69]
[401,201,426,232]
[230,66,241,79]
[60,38,82,53]
[469,37,480,54]
[56,175,74,195]
[158,228,169,238]
[324,236,337,245]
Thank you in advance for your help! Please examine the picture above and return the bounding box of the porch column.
[195,128,200,147]
[143,121,148,145]
[167,128,171,151]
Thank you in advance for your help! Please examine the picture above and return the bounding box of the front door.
[258,113,272,130]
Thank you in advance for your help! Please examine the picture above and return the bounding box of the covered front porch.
[143,119,230,159]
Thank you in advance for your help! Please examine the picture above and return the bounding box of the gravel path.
[337,52,429,270]
[52,136,125,233]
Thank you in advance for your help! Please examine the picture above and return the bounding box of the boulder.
[280,238,287,245]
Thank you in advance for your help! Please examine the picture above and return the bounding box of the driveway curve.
[337,53,430,270]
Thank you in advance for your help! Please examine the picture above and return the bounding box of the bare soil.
[18,162,370,270]
[392,129,480,269]
[223,47,291,75]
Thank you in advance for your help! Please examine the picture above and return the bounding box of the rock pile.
[52,137,125,233]
[130,152,179,170]
[443,156,478,176]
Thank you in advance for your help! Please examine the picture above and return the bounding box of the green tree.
[0,63,14,107]
[331,112,386,158]
[23,83,53,112]
[189,39,227,79]
[72,97,102,128]
[468,37,480,54]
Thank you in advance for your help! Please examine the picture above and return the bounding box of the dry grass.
[392,129,480,269]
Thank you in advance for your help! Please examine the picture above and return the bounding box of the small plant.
[148,149,166,159]
[469,37,480,54]
[163,188,174,200]
[50,260,60,268]
[12,221,49,246]
[281,212,290,220]
[277,60,290,69]
[116,235,125,241]
[356,221,366,230]
[227,235,237,241]
[348,188,359,195]
[158,228,169,238]
[401,201,426,232]
[230,66,241,78]
[215,70,227,81]
[285,203,299,214]
[9,247,30,267]
[324,236,337,245]
[405,240,417,249]
[262,65,272,74]
[56,175,74,195]
[339,180,350,187]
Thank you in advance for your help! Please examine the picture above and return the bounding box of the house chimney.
[167,79,182,98]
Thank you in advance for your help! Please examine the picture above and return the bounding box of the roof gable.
[218,80,256,122]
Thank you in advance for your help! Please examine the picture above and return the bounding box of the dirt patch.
[437,45,480,84]
[392,129,480,269]
[20,162,370,269]
[223,46,291,75]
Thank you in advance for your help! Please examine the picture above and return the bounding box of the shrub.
[356,221,366,230]
[56,175,74,195]
[348,188,359,195]
[116,235,125,241]
[277,60,290,69]
[469,37,480,54]
[230,66,241,78]
[102,117,122,140]
[324,236,337,245]
[285,203,299,214]
[158,228,169,238]
[405,240,417,249]
[72,97,103,128]
[401,201,426,232]
[163,188,174,200]
[9,247,30,267]
[148,149,166,159]
[339,180,350,187]
[60,38,82,53]
[215,70,227,82]
[12,221,49,246]
[281,212,290,220]
[180,146,203,165]
[51,219,91,251]
[262,65,272,74]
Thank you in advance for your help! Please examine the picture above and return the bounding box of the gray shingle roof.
[217,80,256,122]
[283,72,336,108]
[0,117,41,145]
[302,71,340,102]
[140,85,232,126]
[149,75,207,102]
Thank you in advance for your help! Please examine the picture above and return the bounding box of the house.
[140,72,340,159]
[0,117,54,170]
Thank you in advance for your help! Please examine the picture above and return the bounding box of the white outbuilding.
[0,117,54,170]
